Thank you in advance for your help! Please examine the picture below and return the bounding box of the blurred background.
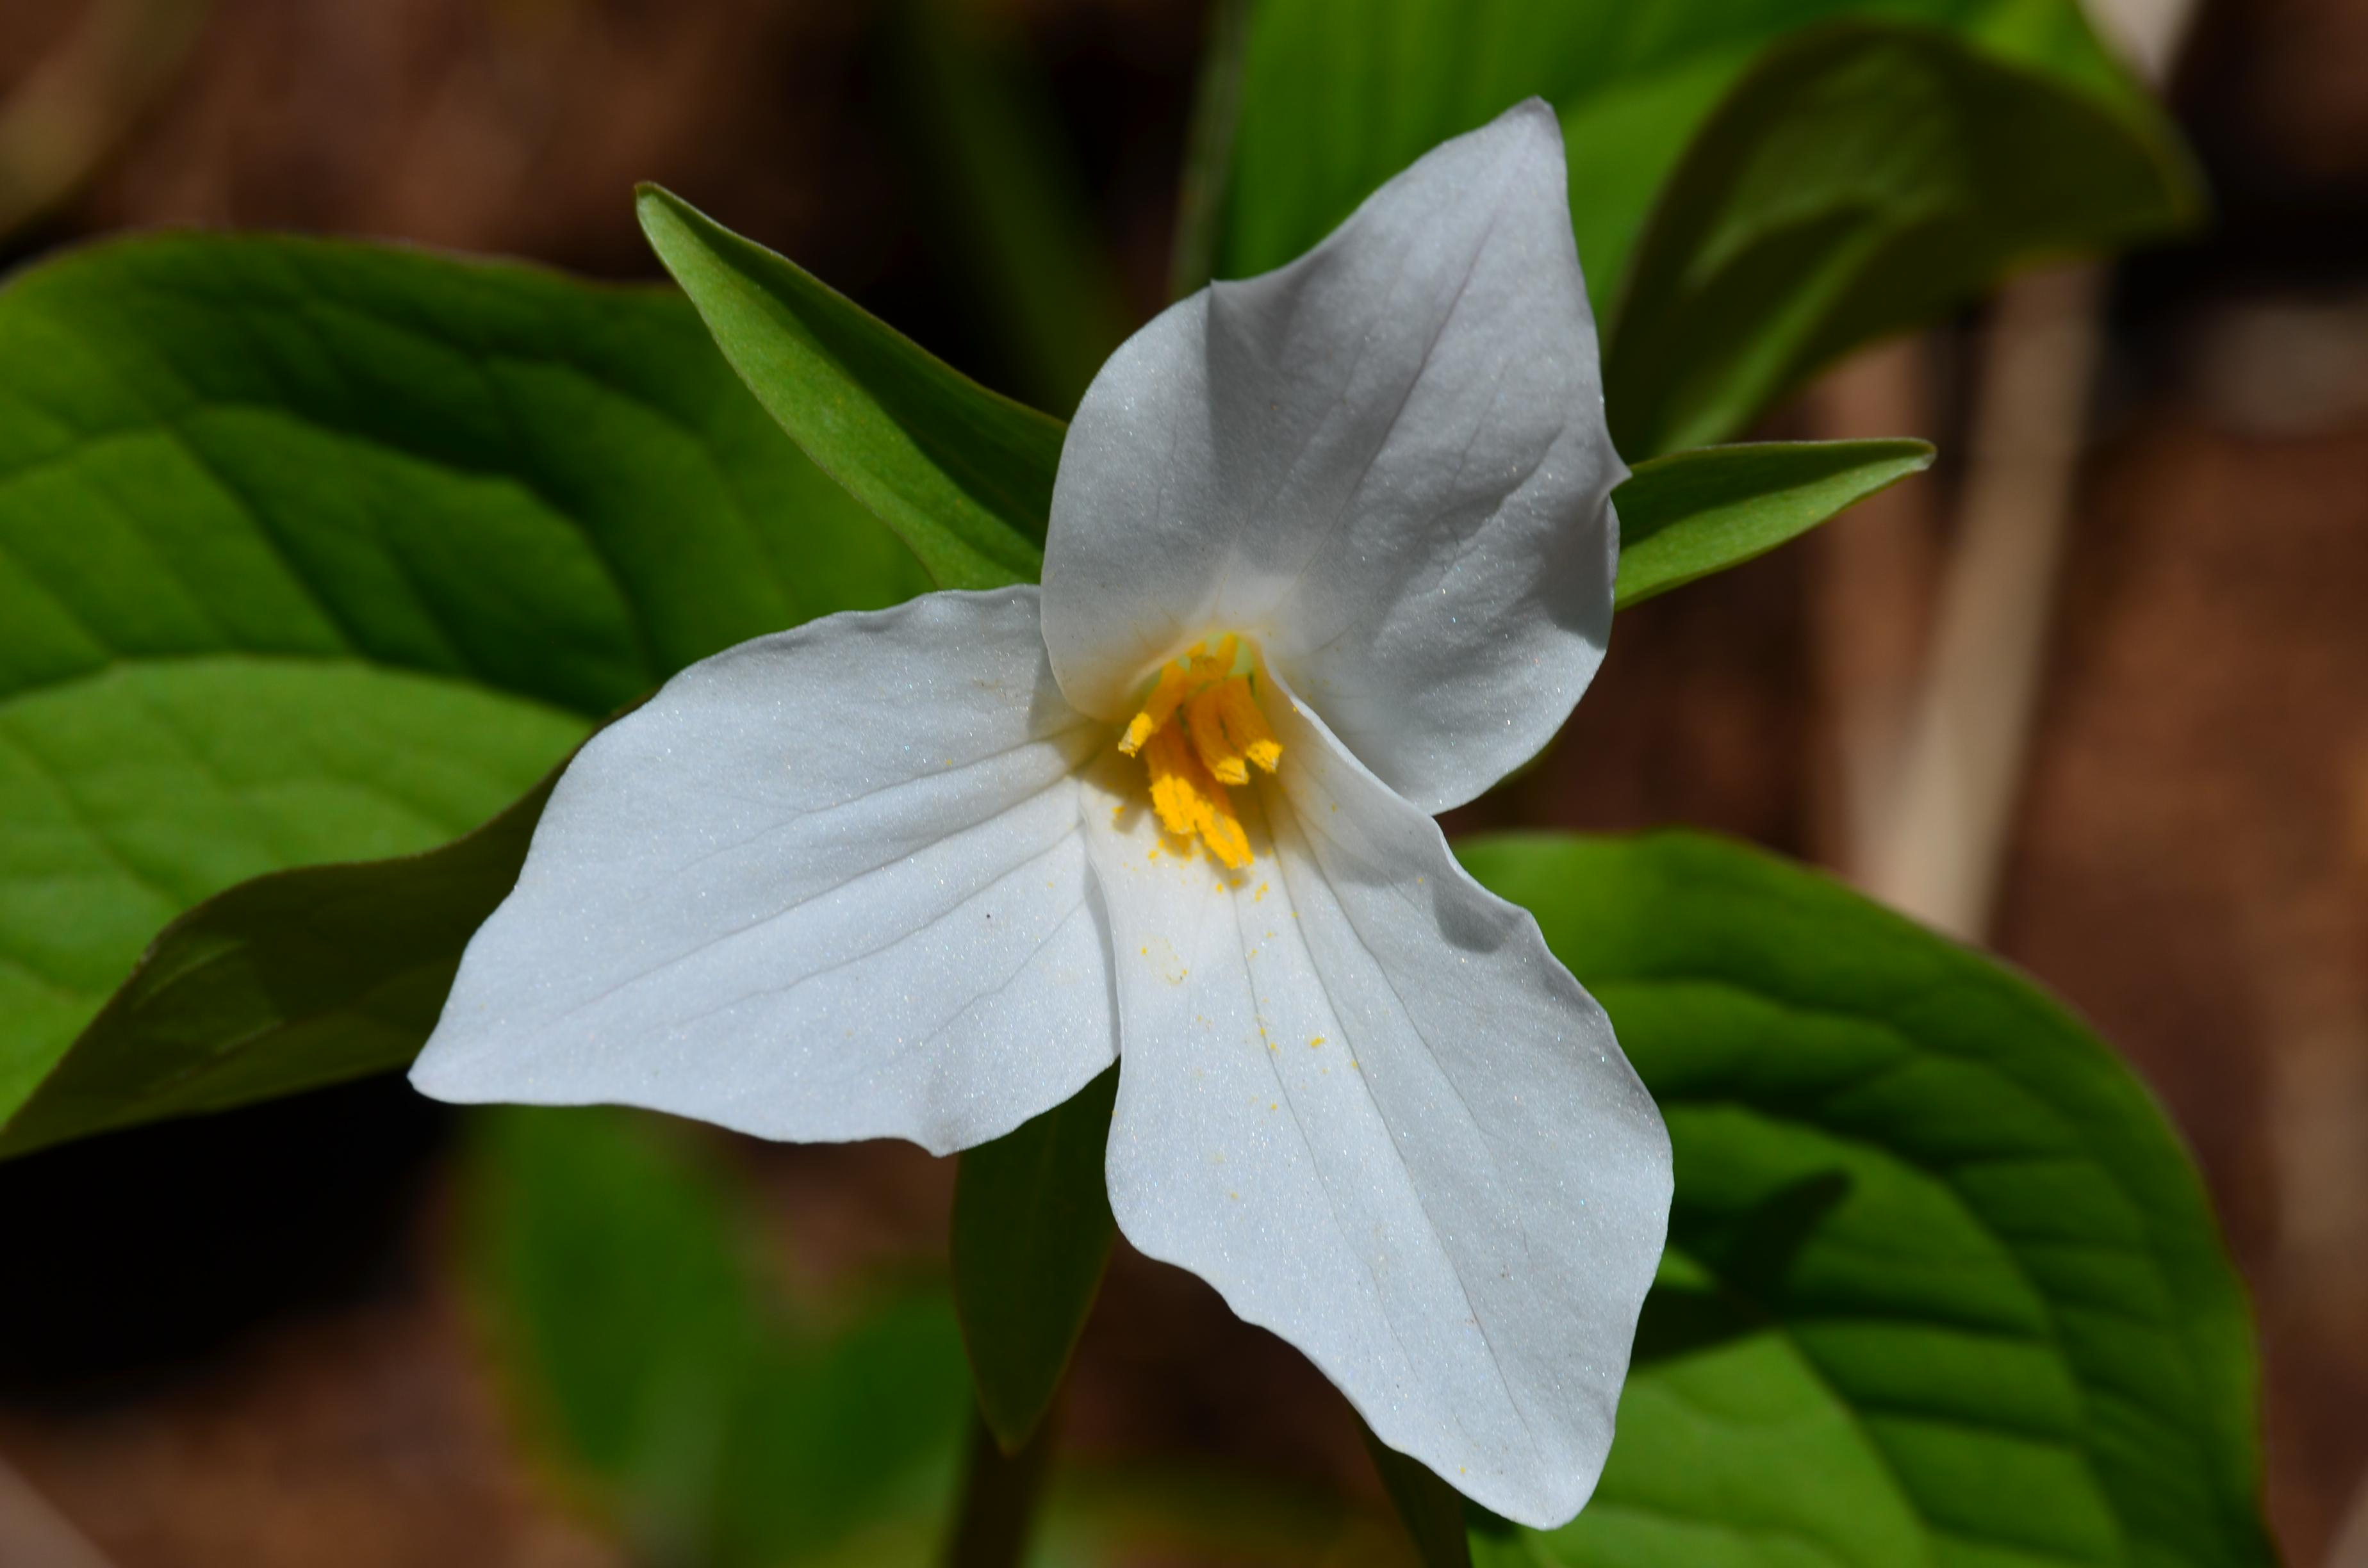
[0,0,2362,1564]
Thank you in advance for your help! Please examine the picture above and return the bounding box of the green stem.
[1166,0,1257,302]
[943,1402,1058,1568]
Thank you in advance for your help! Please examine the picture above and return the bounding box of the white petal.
[1078,667,1670,1526]
[412,587,1117,1157]
[1043,99,1622,813]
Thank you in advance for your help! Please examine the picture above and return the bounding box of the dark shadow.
[0,1075,448,1404]
[1631,1168,1852,1366]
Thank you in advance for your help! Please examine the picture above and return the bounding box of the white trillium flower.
[414,99,1671,1527]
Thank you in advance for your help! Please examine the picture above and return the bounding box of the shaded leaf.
[1607,21,2198,454]
[951,1063,1119,1453]
[638,186,1062,589]
[1219,0,2151,321]
[466,1107,972,1566]
[1612,438,1933,607]
[476,1109,1424,1567]
[1458,831,2274,1568]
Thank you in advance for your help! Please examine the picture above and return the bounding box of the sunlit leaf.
[0,723,564,1158]
[639,186,1061,589]
[0,234,925,1154]
[1612,438,1934,607]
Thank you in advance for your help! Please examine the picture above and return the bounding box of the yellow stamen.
[1211,676,1281,774]
[1185,686,1248,785]
[1143,722,1251,869]
[1119,661,1196,756]
[1118,636,1276,869]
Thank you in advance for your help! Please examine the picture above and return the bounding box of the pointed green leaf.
[951,1064,1118,1452]
[0,234,927,1154]
[1612,438,1934,607]
[1607,22,2199,455]
[1458,831,2274,1568]
[637,186,1062,589]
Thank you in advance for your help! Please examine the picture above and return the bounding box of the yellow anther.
[1186,687,1249,785]
[1141,723,1199,839]
[1119,661,1197,756]
[1117,636,1277,870]
[1211,676,1281,774]
[1143,723,1251,869]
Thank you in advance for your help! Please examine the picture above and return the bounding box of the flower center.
[1115,634,1281,870]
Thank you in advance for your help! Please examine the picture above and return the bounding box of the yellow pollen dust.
[1115,635,1281,870]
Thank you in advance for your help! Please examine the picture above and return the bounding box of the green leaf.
[0,233,928,1152]
[637,186,1063,590]
[1607,21,2199,455]
[0,659,584,1154]
[1611,438,1933,608]
[1220,0,2151,321]
[466,1107,973,1566]
[951,1064,1118,1452]
[1457,832,2274,1568]
[0,706,574,1158]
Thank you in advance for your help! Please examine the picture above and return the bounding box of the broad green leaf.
[0,233,928,1152]
[1458,832,2274,1568]
[0,698,571,1158]
[1220,0,2148,320]
[637,186,1062,589]
[1607,22,2198,455]
[1612,438,1933,608]
[951,1064,1118,1453]
[466,1107,973,1566]
[0,658,584,1154]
